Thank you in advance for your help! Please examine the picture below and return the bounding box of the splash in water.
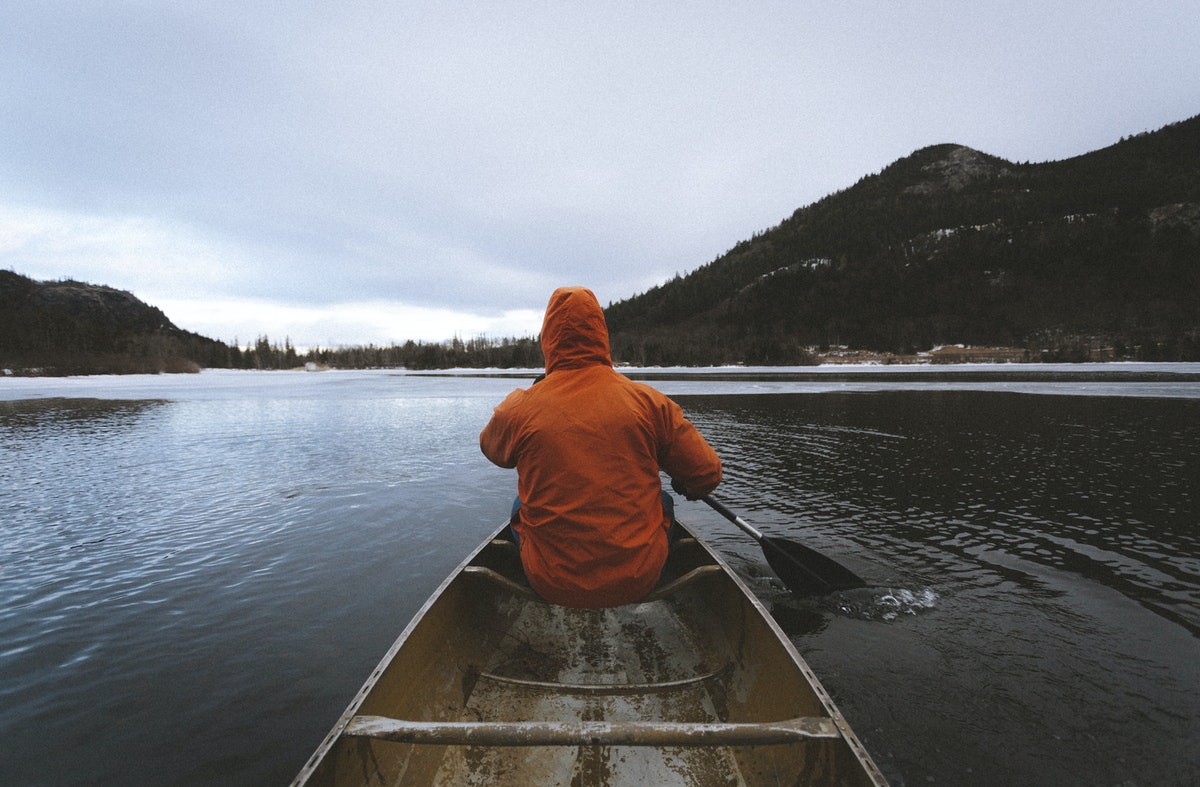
[827,587,939,621]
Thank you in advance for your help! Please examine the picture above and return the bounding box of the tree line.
[219,334,544,371]
[3,270,550,375]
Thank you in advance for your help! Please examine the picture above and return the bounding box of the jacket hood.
[541,286,612,373]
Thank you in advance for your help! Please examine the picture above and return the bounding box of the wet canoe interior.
[296,534,883,786]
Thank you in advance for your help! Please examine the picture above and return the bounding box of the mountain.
[0,270,232,374]
[6,116,1199,373]
[604,115,1200,364]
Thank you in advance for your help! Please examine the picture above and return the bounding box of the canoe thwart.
[640,564,722,602]
[475,661,733,697]
[461,566,542,600]
[343,714,841,747]
[487,538,520,554]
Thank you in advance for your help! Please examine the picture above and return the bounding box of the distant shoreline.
[4,363,1200,404]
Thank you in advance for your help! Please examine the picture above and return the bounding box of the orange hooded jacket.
[479,286,722,608]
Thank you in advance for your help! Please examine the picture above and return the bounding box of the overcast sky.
[3,2,1197,348]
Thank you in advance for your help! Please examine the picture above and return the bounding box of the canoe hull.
[293,523,887,786]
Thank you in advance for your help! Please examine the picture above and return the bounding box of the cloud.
[153,296,543,350]
[0,204,243,298]
[3,2,1198,348]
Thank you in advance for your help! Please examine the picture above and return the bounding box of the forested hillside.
[0,271,233,374]
[605,115,1200,364]
[0,270,541,375]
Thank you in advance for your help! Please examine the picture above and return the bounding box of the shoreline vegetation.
[5,338,1196,378]
[1,279,1194,377]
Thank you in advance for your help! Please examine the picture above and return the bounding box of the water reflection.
[1,396,167,424]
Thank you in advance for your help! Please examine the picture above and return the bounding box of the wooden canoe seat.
[343,714,841,747]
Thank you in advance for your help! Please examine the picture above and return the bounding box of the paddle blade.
[760,535,867,595]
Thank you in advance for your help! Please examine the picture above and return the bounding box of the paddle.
[702,494,866,595]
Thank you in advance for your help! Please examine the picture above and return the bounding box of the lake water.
[2,366,1199,786]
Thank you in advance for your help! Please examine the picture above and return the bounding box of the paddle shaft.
[702,494,764,541]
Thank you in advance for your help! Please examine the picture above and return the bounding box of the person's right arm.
[479,390,527,469]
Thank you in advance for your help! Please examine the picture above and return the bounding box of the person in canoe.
[479,285,723,608]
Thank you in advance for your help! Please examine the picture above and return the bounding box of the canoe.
[292,520,889,786]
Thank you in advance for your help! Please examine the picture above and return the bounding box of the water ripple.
[3,382,1199,786]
